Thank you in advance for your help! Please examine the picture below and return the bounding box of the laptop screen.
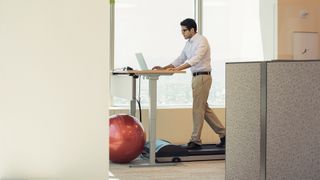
[135,53,149,70]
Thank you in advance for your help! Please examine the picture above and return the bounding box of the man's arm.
[153,45,187,70]
[168,63,191,71]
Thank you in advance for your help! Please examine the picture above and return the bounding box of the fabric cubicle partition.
[226,60,320,180]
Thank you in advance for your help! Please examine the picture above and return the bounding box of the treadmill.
[141,139,225,163]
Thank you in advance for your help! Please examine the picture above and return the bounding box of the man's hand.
[152,66,163,70]
[152,64,175,70]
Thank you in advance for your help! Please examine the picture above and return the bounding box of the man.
[152,18,225,149]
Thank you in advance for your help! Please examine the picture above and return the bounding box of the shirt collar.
[189,33,199,43]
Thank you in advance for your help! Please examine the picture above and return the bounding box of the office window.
[112,0,270,107]
[113,0,194,107]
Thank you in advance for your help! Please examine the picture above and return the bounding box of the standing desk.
[112,70,185,166]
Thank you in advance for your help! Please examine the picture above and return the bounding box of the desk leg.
[148,76,158,165]
[130,76,137,116]
[129,75,176,167]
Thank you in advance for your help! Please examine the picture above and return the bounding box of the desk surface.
[113,70,186,75]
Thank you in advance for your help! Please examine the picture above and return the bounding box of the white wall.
[278,0,320,59]
[0,0,109,179]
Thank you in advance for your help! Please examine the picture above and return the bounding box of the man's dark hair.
[180,18,197,32]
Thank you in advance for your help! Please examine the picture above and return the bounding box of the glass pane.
[203,0,265,107]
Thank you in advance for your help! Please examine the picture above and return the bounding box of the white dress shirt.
[171,33,212,73]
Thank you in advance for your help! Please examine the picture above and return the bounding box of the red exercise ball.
[109,114,146,163]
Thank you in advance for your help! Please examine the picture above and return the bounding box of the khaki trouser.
[190,75,225,144]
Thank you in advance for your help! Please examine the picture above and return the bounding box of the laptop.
[135,53,149,70]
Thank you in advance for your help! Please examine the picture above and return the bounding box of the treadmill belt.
[142,139,225,163]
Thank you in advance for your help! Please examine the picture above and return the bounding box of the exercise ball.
[109,114,146,163]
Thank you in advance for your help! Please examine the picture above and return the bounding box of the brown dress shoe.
[187,142,202,149]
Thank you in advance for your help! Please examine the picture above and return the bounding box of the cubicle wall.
[226,62,264,180]
[226,60,320,180]
[266,61,320,180]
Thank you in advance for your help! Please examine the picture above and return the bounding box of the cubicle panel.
[267,61,320,180]
[226,63,263,180]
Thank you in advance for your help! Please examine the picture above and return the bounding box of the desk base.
[125,157,178,168]
[129,162,177,168]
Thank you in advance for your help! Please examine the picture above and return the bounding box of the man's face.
[181,26,193,39]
